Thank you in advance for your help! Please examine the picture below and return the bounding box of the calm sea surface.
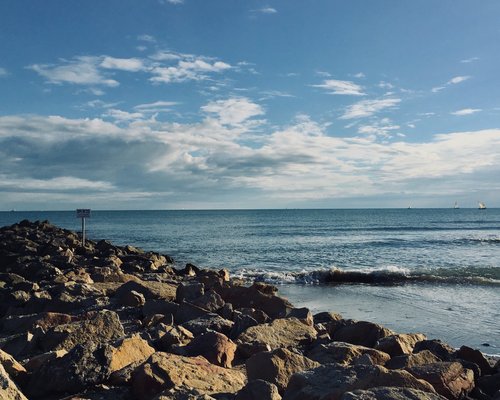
[1,209,499,352]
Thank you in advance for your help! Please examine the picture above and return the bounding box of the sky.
[1,0,500,210]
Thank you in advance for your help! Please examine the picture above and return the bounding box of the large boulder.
[282,363,436,400]
[131,352,246,399]
[0,363,28,400]
[0,349,27,385]
[115,279,176,301]
[331,320,394,348]
[306,342,390,366]
[375,333,427,357]
[341,387,447,400]
[413,340,455,361]
[40,309,124,351]
[237,318,317,358]
[246,348,320,393]
[175,331,237,368]
[180,313,234,336]
[407,361,475,399]
[104,334,155,374]
[454,346,494,376]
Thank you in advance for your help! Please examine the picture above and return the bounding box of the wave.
[235,265,500,286]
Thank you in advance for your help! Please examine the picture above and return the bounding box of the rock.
[313,311,343,325]
[115,279,176,301]
[57,385,133,400]
[0,349,27,384]
[306,341,390,366]
[0,363,28,400]
[0,331,37,359]
[40,309,124,352]
[331,320,394,348]
[286,307,313,326]
[176,282,204,303]
[152,385,217,399]
[23,349,67,371]
[217,284,293,319]
[413,340,455,361]
[386,350,442,370]
[375,333,427,357]
[454,346,493,376]
[236,307,270,324]
[341,387,447,400]
[27,343,110,398]
[229,312,259,339]
[175,331,236,368]
[131,352,246,399]
[407,362,475,399]
[283,363,436,400]
[237,318,317,358]
[118,289,146,307]
[190,289,225,312]
[155,324,193,350]
[477,372,500,396]
[143,299,179,319]
[235,379,282,400]
[181,313,234,336]
[175,301,210,324]
[104,334,155,374]
[246,348,320,393]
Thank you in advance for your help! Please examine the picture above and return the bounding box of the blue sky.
[1,0,500,210]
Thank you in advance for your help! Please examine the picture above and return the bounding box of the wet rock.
[131,352,246,399]
[306,341,390,366]
[0,363,28,400]
[375,333,427,357]
[235,379,282,400]
[237,318,317,358]
[283,363,436,400]
[341,387,447,400]
[174,331,236,368]
[407,361,475,399]
[246,348,320,393]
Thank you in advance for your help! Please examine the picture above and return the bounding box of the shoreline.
[0,219,499,399]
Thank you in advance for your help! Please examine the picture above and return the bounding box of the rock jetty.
[0,220,498,399]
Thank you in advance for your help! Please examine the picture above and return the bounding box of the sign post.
[76,209,91,247]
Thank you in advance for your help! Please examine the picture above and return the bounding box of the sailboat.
[453,201,459,209]
[478,201,487,210]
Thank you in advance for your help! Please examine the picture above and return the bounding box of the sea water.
[1,209,499,352]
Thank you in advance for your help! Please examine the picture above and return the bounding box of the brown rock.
[286,307,313,326]
[235,379,282,400]
[413,339,455,361]
[176,281,204,302]
[190,289,225,312]
[454,345,494,376]
[386,350,442,370]
[331,320,394,348]
[152,385,217,399]
[176,331,236,368]
[375,333,427,357]
[0,349,27,384]
[181,313,234,336]
[246,348,320,393]
[118,289,146,307]
[23,349,68,371]
[477,372,500,397]
[104,334,155,374]
[341,387,447,400]
[115,279,176,301]
[283,363,436,400]
[131,352,246,399]
[237,318,317,358]
[407,361,475,399]
[307,341,390,366]
[0,363,28,400]
[40,309,124,351]
[155,324,194,350]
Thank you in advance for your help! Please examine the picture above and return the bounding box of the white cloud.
[150,57,231,84]
[0,67,8,77]
[340,98,401,119]
[357,118,400,139]
[353,72,365,78]
[460,57,479,64]
[201,97,264,126]
[28,56,119,87]
[100,57,145,72]
[134,101,179,113]
[448,75,470,85]
[0,175,114,191]
[161,0,184,4]
[257,7,277,14]
[138,34,156,43]
[312,79,365,96]
[451,108,481,116]
[104,109,144,121]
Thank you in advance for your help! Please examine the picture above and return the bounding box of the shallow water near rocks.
[1,208,499,352]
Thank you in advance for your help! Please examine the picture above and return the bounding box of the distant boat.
[478,201,487,210]
[453,201,459,209]
[407,205,412,209]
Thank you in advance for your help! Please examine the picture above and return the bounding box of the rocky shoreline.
[0,219,498,400]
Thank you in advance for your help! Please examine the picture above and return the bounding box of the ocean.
[1,208,499,353]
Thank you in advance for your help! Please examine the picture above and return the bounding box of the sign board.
[76,209,91,218]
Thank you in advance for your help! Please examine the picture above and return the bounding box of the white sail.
[478,201,486,209]
[454,201,459,209]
